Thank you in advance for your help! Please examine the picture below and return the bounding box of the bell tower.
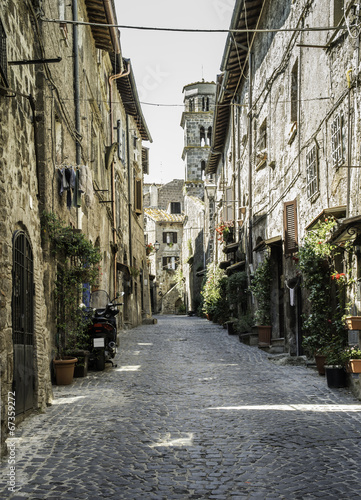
[180,81,216,194]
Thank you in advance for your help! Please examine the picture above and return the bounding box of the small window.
[306,145,318,199]
[170,202,181,214]
[225,187,234,222]
[207,127,212,145]
[200,126,206,146]
[116,120,122,160]
[291,60,298,123]
[163,232,178,244]
[134,178,142,214]
[0,18,8,88]
[189,99,194,112]
[162,256,179,270]
[331,113,344,168]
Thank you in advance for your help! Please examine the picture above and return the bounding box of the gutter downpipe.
[248,51,253,267]
[126,114,133,287]
[346,68,352,219]
[109,61,130,296]
[73,0,80,168]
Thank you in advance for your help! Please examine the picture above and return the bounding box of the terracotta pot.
[53,357,78,385]
[349,359,361,373]
[257,325,272,345]
[345,316,361,330]
[315,354,326,375]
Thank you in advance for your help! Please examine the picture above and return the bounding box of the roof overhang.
[206,0,264,174]
[114,58,152,142]
[84,0,121,54]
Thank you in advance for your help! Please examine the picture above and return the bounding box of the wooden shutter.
[134,178,142,214]
[225,187,233,221]
[284,200,298,254]
[173,232,177,244]
[163,232,167,243]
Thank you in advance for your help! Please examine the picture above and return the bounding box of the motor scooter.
[86,290,123,371]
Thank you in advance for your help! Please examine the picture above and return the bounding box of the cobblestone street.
[2,315,361,499]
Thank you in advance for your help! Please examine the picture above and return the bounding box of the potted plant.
[249,256,272,345]
[200,263,226,321]
[345,316,361,330]
[324,340,348,388]
[298,217,350,374]
[41,211,101,384]
[341,345,361,373]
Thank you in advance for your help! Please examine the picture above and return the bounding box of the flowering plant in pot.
[41,211,101,383]
[341,346,361,373]
[298,218,350,372]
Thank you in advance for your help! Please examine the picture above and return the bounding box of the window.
[284,200,298,254]
[306,145,318,199]
[163,232,177,244]
[225,187,234,222]
[200,126,206,146]
[162,256,179,270]
[117,120,122,160]
[333,0,343,25]
[202,97,209,111]
[170,202,181,214]
[331,113,344,168]
[189,98,194,112]
[291,60,298,123]
[134,178,142,214]
[207,127,212,145]
[0,18,8,88]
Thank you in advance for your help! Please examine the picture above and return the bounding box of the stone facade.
[0,0,151,453]
[206,0,361,366]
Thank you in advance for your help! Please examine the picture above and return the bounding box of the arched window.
[207,127,212,145]
[200,126,205,146]
[189,99,194,112]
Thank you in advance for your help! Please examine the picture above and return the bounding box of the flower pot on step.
[325,366,347,388]
[53,357,78,385]
[257,325,272,345]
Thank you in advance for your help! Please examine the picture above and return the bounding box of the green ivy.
[249,256,272,325]
[297,217,349,358]
[41,211,101,358]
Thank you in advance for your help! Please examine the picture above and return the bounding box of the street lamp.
[154,241,160,252]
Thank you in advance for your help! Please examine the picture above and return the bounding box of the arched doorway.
[12,231,34,416]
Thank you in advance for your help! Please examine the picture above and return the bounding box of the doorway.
[12,231,34,416]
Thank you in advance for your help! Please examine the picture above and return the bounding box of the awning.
[226,261,246,275]
[223,242,239,254]
[117,262,130,278]
[330,215,361,243]
[305,206,347,231]
[265,235,282,246]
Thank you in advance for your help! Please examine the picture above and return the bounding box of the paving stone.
[1,315,361,499]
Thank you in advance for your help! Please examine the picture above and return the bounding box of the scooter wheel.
[95,351,105,371]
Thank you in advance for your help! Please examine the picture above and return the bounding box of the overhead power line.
[41,18,348,34]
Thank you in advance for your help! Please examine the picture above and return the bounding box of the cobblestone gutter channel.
[1,315,361,499]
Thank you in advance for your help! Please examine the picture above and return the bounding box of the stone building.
[206,0,361,360]
[144,180,185,314]
[180,81,217,311]
[0,0,151,453]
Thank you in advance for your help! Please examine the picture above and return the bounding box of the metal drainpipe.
[109,62,131,296]
[126,114,133,276]
[248,51,253,266]
[73,0,80,167]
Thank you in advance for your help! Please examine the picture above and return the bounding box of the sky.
[114,0,235,184]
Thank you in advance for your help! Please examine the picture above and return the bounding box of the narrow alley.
[1,315,361,500]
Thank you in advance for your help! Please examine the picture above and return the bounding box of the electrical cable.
[41,17,348,34]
